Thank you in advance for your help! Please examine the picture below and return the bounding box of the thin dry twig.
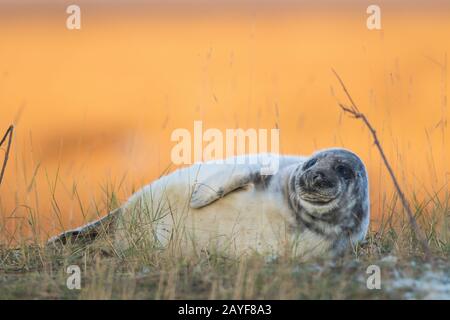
[332,69,432,261]
[0,125,14,187]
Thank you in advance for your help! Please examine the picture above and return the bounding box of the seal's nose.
[312,171,325,184]
[308,169,334,188]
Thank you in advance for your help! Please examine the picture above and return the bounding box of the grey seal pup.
[49,148,369,260]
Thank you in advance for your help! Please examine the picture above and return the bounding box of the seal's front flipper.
[190,165,261,209]
[47,208,121,246]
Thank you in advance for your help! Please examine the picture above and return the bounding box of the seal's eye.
[336,164,353,180]
[303,158,317,170]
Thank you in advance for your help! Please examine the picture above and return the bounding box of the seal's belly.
[182,187,293,255]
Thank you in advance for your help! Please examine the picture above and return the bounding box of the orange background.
[0,2,449,241]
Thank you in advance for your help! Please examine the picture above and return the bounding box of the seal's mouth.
[298,170,341,204]
[299,195,335,204]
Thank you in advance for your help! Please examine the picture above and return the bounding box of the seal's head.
[298,148,367,211]
[289,148,369,249]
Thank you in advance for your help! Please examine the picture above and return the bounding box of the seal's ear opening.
[47,208,121,247]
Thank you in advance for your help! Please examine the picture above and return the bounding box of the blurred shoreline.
[0,0,450,19]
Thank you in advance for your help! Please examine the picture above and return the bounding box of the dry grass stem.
[332,69,432,261]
